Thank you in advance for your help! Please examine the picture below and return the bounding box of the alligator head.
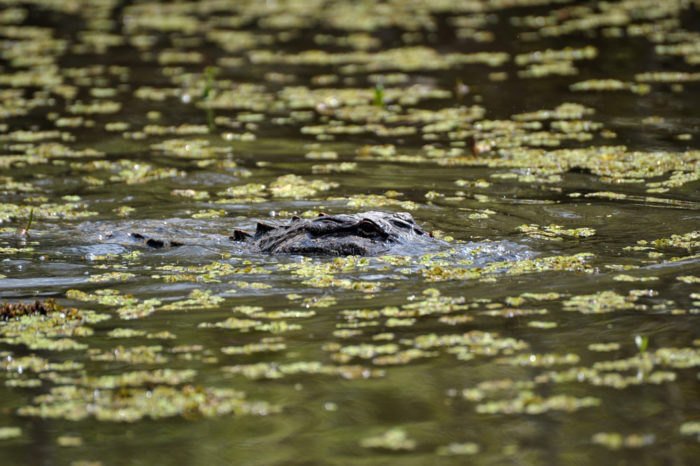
[231,211,431,256]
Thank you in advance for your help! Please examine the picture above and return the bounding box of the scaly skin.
[232,211,432,256]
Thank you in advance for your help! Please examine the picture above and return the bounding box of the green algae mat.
[0,0,699,465]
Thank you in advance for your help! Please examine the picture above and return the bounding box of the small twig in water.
[373,82,385,108]
[19,208,34,238]
[634,334,649,353]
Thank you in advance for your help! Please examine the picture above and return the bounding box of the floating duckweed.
[199,317,261,331]
[75,160,183,185]
[155,262,266,284]
[151,139,230,159]
[337,343,399,360]
[191,209,225,219]
[107,328,146,339]
[436,442,480,456]
[0,301,108,351]
[253,321,302,334]
[89,345,166,365]
[480,253,594,278]
[67,289,136,307]
[613,274,658,282]
[68,100,121,114]
[171,189,210,200]
[218,183,266,199]
[570,79,650,94]
[0,201,97,222]
[221,340,286,355]
[18,384,277,422]
[1,299,66,320]
[305,150,338,160]
[0,427,21,440]
[223,361,382,380]
[78,369,196,389]
[497,353,579,367]
[57,436,83,447]
[360,428,416,451]
[515,46,597,66]
[306,276,381,292]
[591,432,655,450]
[5,378,42,388]
[588,343,621,352]
[513,103,594,121]
[527,321,558,329]
[635,72,700,83]
[146,331,176,340]
[517,224,596,241]
[312,162,358,174]
[235,306,314,319]
[116,299,161,320]
[563,291,638,314]
[642,231,699,251]
[587,347,700,373]
[439,315,474,325]
[158,290,224,311]
[88,272,136,283]
[518,61,578,78]
[1,355,83,374]
[301,295,337,308]
[680,422,700,438]
[114,205,135,217]
[411,331,529,356]
[476,392,600,415]
[444,147,699,190]
[520,292,562,301]
[371,348,437,366]
[269,174,338,199]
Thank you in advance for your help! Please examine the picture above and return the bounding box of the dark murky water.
[1,1,699,465]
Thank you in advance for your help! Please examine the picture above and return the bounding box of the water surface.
[0,1,699,465]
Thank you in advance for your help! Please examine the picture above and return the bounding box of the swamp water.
[0,0,699,465]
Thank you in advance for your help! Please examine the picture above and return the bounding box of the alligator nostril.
[146,239,165,248]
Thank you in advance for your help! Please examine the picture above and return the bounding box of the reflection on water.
[0,0,699,465]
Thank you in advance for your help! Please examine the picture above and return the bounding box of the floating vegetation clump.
[0,427,21,440]
[0,300,108,351]
[592,432,656,450]
[360,428,416,451]
[18,384,277,422]
[1,299,67,321]
[517,224,596,241]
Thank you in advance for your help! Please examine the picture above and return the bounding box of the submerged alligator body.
[125,211,434,256]
[232,211,432,256]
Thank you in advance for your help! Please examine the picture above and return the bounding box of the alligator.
[126,211,434,256]
[231,211,433,256]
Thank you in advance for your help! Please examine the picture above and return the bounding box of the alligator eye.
[357,219,386,238]
[391,219,411,229]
